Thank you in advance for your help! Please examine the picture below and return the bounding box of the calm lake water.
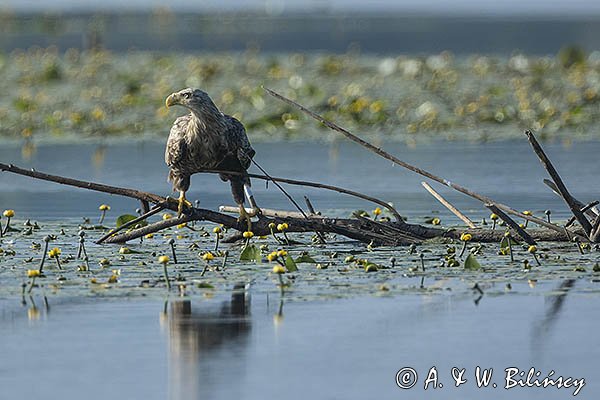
[1,140,599,399]
[0,139,599,221]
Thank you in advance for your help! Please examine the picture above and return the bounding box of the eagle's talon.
[238,204,253,232]
[177,191,193,217]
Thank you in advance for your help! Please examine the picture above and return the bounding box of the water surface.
[1,140,599,399]
[0,288,597,400]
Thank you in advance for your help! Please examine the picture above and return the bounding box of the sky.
[3,0,600,16]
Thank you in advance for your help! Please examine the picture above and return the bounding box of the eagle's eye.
[182,92,191,99]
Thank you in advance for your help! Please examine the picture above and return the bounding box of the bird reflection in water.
[165,284,251,400]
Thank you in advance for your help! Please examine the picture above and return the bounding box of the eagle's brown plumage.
[165,88,258,222]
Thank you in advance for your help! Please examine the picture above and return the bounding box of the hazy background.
[4,0,600,15]
[2,0,600,54]
[2,0,600,141]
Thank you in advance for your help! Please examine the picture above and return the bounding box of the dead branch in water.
[219,205,318,219]
[0,161,419,245]
[0,162,576,246]
[199,168,404,223]
[524,129,593,237]
[0,162,164,204]
[96,204,165,244]
[263,87,575,239]
[485,204,536,245]
[543,179,600,220]
[421,182,475,228]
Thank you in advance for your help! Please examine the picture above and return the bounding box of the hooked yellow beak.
[165,93,179,108]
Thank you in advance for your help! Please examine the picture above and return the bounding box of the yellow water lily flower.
[272,265,285,274]
[277,250,288,257]
[48,247,61,258]
[3,209,15,218]
[27,269,41,278]
[158,255,170,264]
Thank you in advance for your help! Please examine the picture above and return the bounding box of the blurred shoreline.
[1,50,599,143]
[2,12,600,54]
[1,12,600,143]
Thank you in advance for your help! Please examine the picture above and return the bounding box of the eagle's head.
[165,88,219,117]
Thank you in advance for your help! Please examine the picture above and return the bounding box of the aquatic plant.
[459,232,472,257]
[158,255,171,290]
[48,247,62,270]
[98,204,110,224]
[2,209,14,234]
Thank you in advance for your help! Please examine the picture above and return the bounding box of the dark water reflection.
[167,285,251,399]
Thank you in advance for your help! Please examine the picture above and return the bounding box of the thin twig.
[304,195,326,244]
[210,168,403,222]
[421,182,476,228]
[96,204,165,244]
[250,159,327,244]
[304,196,317,214]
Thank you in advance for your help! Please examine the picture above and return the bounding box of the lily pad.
[464,254,482,270]
[295,252,317,264]
[240,244,261,263]
[116,214,147,228]
[284,255,298,272]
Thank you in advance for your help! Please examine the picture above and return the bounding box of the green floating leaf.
[464,253,482,270]
[284,255,298,272]
[295,252,317,264]
[500,236,519,249]
[115,214,148,228]
[240,244,261,263]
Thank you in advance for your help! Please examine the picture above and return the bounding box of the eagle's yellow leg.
[238,203,252,232]
[177,191,193,217]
